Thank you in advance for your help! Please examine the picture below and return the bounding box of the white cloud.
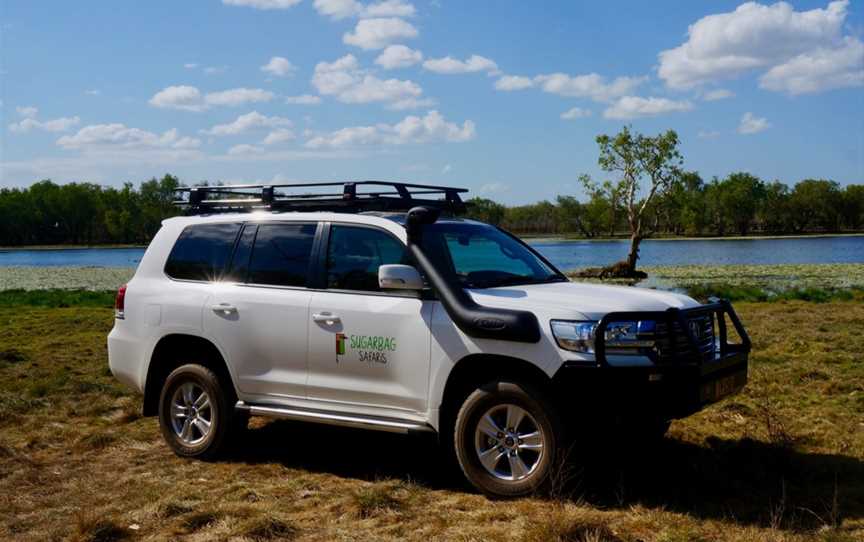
[261,56,296,77]
[285,94,323,105]
[738,112,770,134]
[148,86,274,111]
[423,54,499,75]
[262,128,296,145]
[386,97,436,110]
[375,45,423,69]
[9,109,80,133]
[698,130,721,139]
[84,89,101,96]
[148,85,206,111]
[228,143,265,156]
[57,124,200,150]
[759,36,864,94]
[16,106,38,118]
[703,89,734,101]
[534,73,646,102]
[494,75,534,91]
[202,111,292,136]
[311,54,426,108]
[222,0,301,9]
[305,110,475,148]
[205,88,273,106]
[442,164,452,174]
[343,17,418,50]
[314,0,415,20]
[314,0,362,19]
[477,182,509,196]
[560,107,591,120]
[362,0,415,18]
[184,63,198,69]
[658,0,859,93]
[603,96,693,119]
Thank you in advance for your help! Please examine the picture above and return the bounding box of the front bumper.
[552,300,751,420]
[553,350,748,419]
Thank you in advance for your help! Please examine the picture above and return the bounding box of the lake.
[1,235,861,271]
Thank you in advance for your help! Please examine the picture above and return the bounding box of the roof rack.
[173,181,468,215]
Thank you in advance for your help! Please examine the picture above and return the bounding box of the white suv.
[108,182,750,497]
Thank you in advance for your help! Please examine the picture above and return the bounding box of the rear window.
[247,223,317,287]
[164,223,242,281]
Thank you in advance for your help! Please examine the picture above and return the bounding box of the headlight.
[551,320,657,353]
[550,320,597,353]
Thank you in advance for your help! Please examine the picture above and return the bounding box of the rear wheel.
[158,364,241,459]
[454,381,563,497]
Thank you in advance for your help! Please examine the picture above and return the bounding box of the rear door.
[204,221,319,399]
[306,223,432,414]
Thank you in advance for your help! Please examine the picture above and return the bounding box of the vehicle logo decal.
[336,333,346,357]
[335,333,397,365]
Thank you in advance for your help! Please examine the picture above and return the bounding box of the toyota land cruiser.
[108,181,750,497]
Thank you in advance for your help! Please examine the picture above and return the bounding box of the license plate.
[701,371,746,403]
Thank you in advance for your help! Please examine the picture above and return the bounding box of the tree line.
[0,171,861,247]
[0,176,180,246]
[468,174,864,238]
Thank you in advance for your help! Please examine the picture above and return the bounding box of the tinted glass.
[247,223,317,287]
[224,224,257,282]
[327,226,407,291]
[164,223,241,281]
[423,223,563,289]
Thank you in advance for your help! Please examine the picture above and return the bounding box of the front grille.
[654,314,716,364]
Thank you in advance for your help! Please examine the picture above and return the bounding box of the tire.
[453,380,564,498]
[158,364,240,460]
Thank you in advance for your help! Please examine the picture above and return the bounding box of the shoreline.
[0,244,146,251]
[523,232,864,242]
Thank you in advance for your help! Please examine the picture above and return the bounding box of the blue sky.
[1,0,862,204]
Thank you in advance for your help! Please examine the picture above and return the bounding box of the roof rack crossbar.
[174,181,468,215]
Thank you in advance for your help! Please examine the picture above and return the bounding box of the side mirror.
[379,264,424,290]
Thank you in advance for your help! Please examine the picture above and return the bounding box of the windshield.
[422,222,565,289]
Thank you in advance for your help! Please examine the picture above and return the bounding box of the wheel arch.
[438,353,554,437]
[143,333,237,416]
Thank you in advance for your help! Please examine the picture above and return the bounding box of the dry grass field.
[1,299,862,541]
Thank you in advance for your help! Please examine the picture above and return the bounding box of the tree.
[466,197,506,226]
[591,126,683,274]
[789,179,842,232]
[717,172,766,236]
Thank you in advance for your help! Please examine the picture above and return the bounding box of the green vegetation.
[3,164,861,248]
[468,176,863,239]
[0,266,133,291]
[0,175,179,246]
[1,301,862,540]
[640,263,864,291]
[0,289,116,308]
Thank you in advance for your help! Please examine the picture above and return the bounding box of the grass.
[0,298,862,540]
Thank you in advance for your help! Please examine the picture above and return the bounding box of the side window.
[326,225,407,292]
[164,223,242,281]
[224,224,257,283]
[247,223,317,287]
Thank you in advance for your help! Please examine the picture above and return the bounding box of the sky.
[0,0,862,204]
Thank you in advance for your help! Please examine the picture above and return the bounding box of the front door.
[306,224,432,414]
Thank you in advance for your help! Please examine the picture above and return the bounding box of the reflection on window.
[247,223,316,287]
[164,223,242,281]
[327,226,407,291]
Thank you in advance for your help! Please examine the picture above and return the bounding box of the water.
[0,236,861,270]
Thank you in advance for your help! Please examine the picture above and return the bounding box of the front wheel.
[454,381,564,497]
[158,364,240,460]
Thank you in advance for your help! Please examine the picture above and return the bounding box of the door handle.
[312,311,340,324]
[211,303,238,315]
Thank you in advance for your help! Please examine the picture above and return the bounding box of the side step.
[235,401,435,435]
